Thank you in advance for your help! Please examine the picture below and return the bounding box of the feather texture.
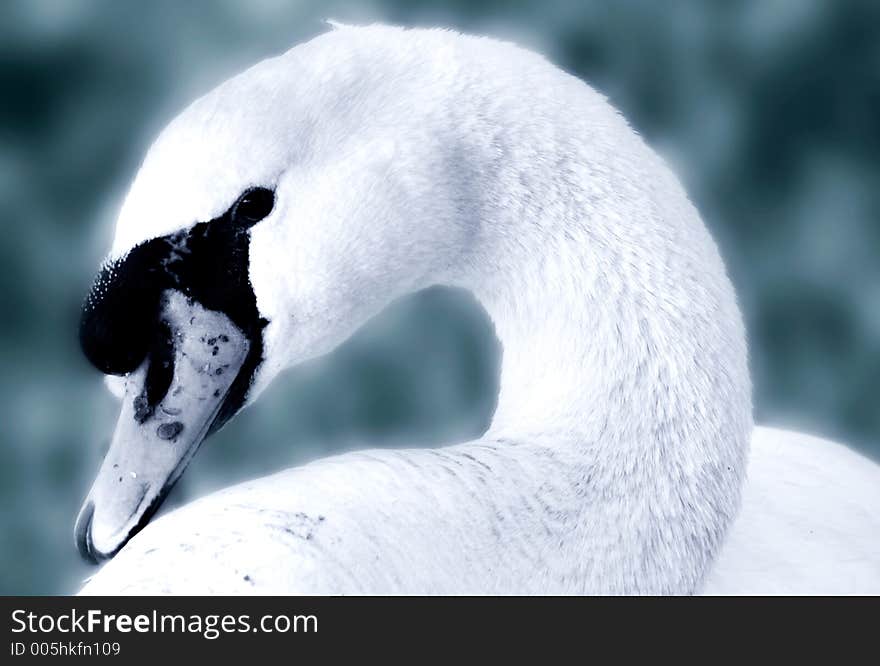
[80,25,877,594]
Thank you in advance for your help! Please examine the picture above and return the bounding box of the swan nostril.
[142,318,176,417]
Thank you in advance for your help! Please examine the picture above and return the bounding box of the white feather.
[83,25,878,594]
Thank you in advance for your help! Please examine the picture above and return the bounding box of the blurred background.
[1,0,878,594]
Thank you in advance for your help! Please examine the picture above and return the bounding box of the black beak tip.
[74,500,104,565]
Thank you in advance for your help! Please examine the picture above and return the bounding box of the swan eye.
[231,187,275,227]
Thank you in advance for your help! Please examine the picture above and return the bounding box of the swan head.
[75,24,472,561]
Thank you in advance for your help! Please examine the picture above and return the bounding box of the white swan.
[74,24,880,595]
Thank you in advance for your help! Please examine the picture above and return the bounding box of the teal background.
[1,0,878,594]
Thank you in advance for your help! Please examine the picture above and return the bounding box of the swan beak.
[74,290,250,562]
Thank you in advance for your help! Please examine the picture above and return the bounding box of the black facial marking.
[79,248,164,376]
[80,187,274,428]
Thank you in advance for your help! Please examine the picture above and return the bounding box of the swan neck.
[468,249,601,441]
[440,172,751,592]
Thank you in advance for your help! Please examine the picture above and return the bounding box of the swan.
[73,24,880,595]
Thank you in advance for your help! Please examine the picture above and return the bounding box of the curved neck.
[465,234,608,442]
[250,61,752,592]
[431,119,752,593]
[442,216,749,592]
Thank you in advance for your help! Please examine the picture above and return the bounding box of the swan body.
[79,426,880,594]
[704,427,880,594]
[76,24,879,594]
